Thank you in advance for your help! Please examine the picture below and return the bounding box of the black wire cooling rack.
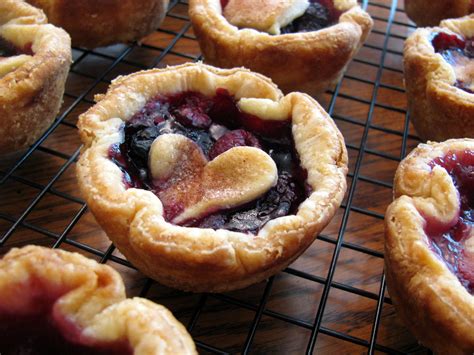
[0,0,431,353]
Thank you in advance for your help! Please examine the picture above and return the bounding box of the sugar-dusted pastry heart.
[149,133,278,224]
[77,63,348,292]
[0,245,196,354]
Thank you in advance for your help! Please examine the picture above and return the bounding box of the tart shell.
[404,0,473,27]
[385,139,474,354]
[0,0,71,155]
[25,0,169,48]
[0,245,197,355]
[403,15,474,142]
[77,63,348,292]
[188,0,373,96]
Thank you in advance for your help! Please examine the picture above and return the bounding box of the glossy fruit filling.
[0,314,132,355]
[426,150,474,294]
[431,32,474,93]
[0,36,31,58]
[109,89,308,233]
[281,0,342,34]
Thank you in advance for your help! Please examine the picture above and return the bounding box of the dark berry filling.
[0,313,132,355]
[426,150,474,294]
[110,89,308,233]
[280,0,341,34]
[0,36,32,58]
[431,32,474,93]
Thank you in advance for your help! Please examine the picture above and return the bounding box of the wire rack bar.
[0,0,429,353]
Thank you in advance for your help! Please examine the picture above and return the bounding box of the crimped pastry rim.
[77,62,348,292]
[0,0,70,99]
[23,0,170,48]
[0,245,197,355]
[0,0,71,154]
[404,0,473,27]
[404,15,474,105]
[188,0,373,96]
[385,139,474,353]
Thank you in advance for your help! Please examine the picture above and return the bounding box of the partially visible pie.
[0,245,196,354]
[405,0,474,27]
[25,0,170,48]
[385,139,474,354]
[0,0,71,154]
[188,0,373,96]
[404,15,474,141]
[77,63,348,292]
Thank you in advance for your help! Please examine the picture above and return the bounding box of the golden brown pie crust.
[404,0,473,27]
[0,0,71,155]
[385,139,474,354]
[223,0,309,35]
[76,63,348,292]
[403,15,474,142]
[0,245,197,354]
[25,0,170,48]
[188,0,373,96]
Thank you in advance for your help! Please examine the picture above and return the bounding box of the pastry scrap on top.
[0,0,71,155]
[404,0,474,27]
[24,0,170,48]
[188,0,373,96]
[404,14,474,141]
[385,139,474,354]
[0,245,196,355]
[76,63,348,292]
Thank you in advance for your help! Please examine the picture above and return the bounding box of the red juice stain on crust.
[0,278,132,354]
[426,150,474,294]
[0,312,132,355]
[220,0,229,9]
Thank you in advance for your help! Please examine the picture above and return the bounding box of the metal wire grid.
[0,0,428,353]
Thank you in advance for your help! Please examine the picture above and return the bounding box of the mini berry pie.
[385,139,474,354]
[76,63,348,292]
[404,15,474,141]
[188,0,373,96]
[0,0,71,154]
[25,0,169,48]
[405,0,474,27]
[0,245,196,354]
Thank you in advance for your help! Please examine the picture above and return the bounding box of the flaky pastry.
[0,0,71,154]
[385,139,474,354]
[188,0,373,96]
[404,0,474,27]
[404,15,474,141]
[76,63,348,292]
[25,0,169,48]
[0,245,196,354]
[223,0,310,35]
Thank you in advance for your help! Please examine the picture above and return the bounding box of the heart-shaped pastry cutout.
[149,133,278,224]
